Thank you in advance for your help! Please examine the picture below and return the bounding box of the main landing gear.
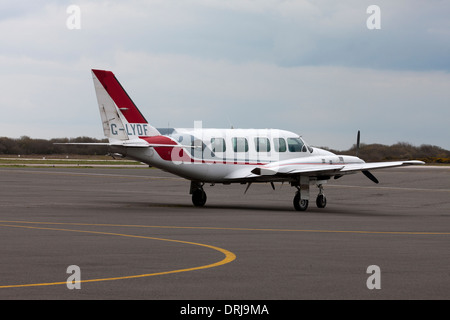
[292,178,327,211]
[189,179,327,211]
[190,181,207,207]
[293,191,309,211]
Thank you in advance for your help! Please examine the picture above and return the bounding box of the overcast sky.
[0,0,449,150]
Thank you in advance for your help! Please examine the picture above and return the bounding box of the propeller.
[356,130,360,157]
[356,130,379,184]
[362,170,379,184]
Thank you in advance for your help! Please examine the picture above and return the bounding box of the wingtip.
[403,160,426,165]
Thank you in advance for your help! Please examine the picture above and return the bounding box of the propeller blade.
[356,130,360,157]
[362,170,379,184]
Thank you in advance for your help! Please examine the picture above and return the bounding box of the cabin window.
[287,137,305,152]
[232,137,248,152]
[211,138,226,152]
[254,137,270,152]
[273,138,286,152]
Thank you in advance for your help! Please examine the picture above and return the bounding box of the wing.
[225,159,424,182]
[338,160,424,173]
[223,164,344,180]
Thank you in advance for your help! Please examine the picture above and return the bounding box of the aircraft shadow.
[111,201,399,216]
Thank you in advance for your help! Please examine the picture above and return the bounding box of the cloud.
[2,1,449,70]
[109,52,450,149]
[0,1,449,150]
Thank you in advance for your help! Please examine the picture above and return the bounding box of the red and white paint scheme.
[82,69,424,211]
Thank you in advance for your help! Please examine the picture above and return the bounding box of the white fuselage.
[113,128,364,183]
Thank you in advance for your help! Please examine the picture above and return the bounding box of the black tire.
[192,189,207,207]
[316,194,327,208]
[293,192,308,211]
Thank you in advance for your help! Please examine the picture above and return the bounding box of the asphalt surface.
[0,166,449,300]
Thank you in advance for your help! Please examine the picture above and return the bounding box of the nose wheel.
[316,184,327,208]
[316,194,326,208]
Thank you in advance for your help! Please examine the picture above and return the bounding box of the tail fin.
[91,69,160,141]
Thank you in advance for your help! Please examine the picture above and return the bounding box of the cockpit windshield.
[287,137,313,153]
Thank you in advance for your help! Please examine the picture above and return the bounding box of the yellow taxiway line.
[0,222,236,289]
[1,218,448,289]
[1,220,449,236]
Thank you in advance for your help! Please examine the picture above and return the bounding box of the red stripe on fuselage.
[140,136,191,162]
[92,69,148,124]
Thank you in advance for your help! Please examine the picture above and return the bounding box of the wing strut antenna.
[244,181,276,194]
[244,182,252,194]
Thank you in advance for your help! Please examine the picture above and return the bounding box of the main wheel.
[316,194,327,208]
[192,189,207,207]
[293,192,308,211]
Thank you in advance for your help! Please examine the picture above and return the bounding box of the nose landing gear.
[316,184,327,209]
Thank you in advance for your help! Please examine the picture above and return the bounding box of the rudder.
[91,69,160,140]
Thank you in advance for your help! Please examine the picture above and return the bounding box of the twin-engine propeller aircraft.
[63,69,424,211]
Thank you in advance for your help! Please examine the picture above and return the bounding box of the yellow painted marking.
[0,223,236,289]
[1,219,448,288]
[0,220,449,236]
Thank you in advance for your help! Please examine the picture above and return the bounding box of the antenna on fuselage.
[226,115,234,129]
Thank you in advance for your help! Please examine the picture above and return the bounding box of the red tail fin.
[92,69,148,124]
[92,69,160,139]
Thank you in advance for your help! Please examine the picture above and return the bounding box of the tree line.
[0,136,108,156]
[0,136,449,163]
[325,142,450,164]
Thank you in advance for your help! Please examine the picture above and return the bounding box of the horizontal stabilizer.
[54,143,111,146]
[55,142,201,149]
